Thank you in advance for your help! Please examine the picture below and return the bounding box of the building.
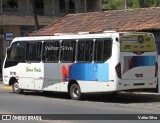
[31,7,160,50]
[31,7,160,38]
[0,0,102,73]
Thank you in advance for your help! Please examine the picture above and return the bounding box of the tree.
[102,0,124,10]
[102,0,160,10]
[29,0,39,30]
[153,0,160,7]
[129,0,140,9]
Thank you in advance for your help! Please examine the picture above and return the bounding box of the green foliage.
[102,0,160,10]
[102,0,124,10]
[128,0,140,8]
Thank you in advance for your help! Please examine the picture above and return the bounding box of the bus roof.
[12,32,153,43]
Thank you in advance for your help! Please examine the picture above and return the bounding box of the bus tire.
[12,81,23,94]
[69,83,82,100]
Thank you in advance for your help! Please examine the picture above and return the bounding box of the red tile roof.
[30,7,160,36]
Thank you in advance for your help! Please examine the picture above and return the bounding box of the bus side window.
[103,39,112,61]
[77,40,93,62]
[60,40,76,62]
[94,39,112,62]
[94,40,104,62]
[43,41,60,62]
[26,42,42,62]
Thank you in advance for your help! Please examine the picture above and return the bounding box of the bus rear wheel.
[12,81,23,94]
[69,83,82,100]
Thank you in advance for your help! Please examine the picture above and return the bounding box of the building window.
[60,0,75,13]
[94,39,112,62]
[60,0,65,13]
[60,40,76,62]
[77,40,93,62]
[34,0,44,15]
[2,0,18,12]
[43,41,60,62]
[26,42,42,62]
[69,0,75,13]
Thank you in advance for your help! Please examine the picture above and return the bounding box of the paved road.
[0,81,160,123]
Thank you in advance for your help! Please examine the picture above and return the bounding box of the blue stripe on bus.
[69,63,109,82]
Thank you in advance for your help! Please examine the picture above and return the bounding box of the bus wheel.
[12,81,23,94]
[69,83,82,100]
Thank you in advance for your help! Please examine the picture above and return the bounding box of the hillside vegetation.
[102,0,160,10]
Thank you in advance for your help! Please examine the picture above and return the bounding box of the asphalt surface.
[0,80,160,123]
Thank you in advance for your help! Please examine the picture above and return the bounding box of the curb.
[120,91,160,96]
[131,92,160,96]
[0,84,12,90]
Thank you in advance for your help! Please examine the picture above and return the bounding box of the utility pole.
[124,0,128,9]
[75,0,78,13]
[29,0,39,30]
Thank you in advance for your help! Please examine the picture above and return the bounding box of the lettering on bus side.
[10,71,16,75]
[26,67,41,72]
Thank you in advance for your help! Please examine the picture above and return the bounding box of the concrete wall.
[44,0,53,16]
[54,0,60,15]
[1,25,21,58]
[0,15,59,25]
[18,0,28,15]
[1,0,102,15]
